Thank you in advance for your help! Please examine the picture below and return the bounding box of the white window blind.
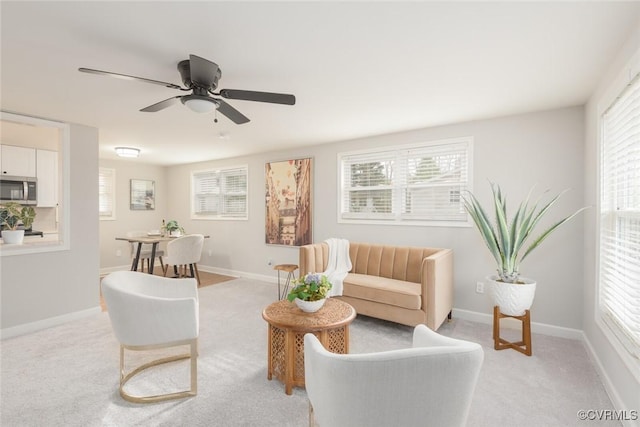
[339,137,471,225]
[98,167,115,220]
[599,72,640,358]
[192,166,248,220]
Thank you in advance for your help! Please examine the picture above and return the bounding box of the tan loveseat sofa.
[299,242,454,330]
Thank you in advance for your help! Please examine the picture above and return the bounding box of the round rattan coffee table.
[262,298,356,395]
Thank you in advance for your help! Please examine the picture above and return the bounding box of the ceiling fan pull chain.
[214,109,218,123]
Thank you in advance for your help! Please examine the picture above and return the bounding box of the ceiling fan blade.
[216,99,250,124]
[78,68,182,90]
[219,89,296,105]
[140,96,182,112]
[189,54,219,89]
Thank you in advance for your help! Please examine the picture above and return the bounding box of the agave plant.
[462,182,587,284]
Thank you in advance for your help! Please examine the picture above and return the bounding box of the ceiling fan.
[78,54,295,125]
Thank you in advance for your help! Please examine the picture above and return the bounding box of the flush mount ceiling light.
[181,95,220,113]
[115,147,140,158]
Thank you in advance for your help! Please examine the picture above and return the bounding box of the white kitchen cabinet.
[1,145,36,177]
[36,149,58,207]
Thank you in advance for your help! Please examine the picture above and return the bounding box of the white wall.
[1,123,100,332]
[98,160,168,272]
[162,106,585,330]
[583,22,640,419]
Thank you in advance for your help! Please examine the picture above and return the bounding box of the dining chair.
[304,324,484,427]
[163,234,205,286]
[126,230,166,274]
[101,270,199,403]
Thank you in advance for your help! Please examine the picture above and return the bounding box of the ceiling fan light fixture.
[183,97,219,113]
[115,147,140,158]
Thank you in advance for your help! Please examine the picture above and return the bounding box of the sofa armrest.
[299,242,329,275]
[421,248,454,330]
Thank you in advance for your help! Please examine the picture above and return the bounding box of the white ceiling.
[2,1,639,166]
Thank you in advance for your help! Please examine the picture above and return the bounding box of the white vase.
[2,229,25,244]
[487,275,536,316]
[294,298,326,313]
[170,230,182,237]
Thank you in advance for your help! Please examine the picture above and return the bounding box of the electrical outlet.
[116,249,122,257]
[476,281,484,293]
[208,249,212,257]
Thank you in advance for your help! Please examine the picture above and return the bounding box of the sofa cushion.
[343,273,422,310]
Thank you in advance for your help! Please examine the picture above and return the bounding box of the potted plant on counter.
[0,202,37,244]
[287,273,333,313]
[462,182,587,316]
[162,219,185,237]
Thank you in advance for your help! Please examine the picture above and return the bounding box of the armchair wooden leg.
[118,339,198,403]
[309,402,316,427]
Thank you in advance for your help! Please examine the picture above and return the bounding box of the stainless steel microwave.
[0,176,37,205]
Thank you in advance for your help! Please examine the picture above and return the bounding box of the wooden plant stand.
[492,306,532,356]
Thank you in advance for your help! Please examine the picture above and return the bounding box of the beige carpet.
[2,278,620,427]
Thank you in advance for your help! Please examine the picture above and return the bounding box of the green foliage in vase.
[287,273,332,302]
[162,219,184,234]
[0,202,37,231]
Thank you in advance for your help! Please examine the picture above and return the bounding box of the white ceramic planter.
[170,230,182,237]
[487,275,537,316]
[2,229,25,244]
[294,298,326,313]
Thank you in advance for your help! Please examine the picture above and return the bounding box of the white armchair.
[304,324,484,427]
[101,270,199,403]
[163,234,205,286]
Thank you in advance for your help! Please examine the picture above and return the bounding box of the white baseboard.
[1,306,102,340]
[452,308,583,340]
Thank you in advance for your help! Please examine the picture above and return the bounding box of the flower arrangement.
[287,273,332,302]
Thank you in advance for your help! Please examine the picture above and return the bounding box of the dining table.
[115,234,209,274]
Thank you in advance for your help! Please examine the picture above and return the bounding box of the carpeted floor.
[1,278,620,426]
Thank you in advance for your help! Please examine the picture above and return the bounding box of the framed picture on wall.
[130,179,155,210]
[265,157,312,246]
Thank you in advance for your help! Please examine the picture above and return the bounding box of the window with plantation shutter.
[339,137,472,226]
[599,72,640,359]
[191,165,248,220]
[99,167,116,220]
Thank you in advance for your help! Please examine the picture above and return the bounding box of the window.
[99,167,116,220]
[599,72,640,359]
[339,137,472,226]
[191,165,248,220]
